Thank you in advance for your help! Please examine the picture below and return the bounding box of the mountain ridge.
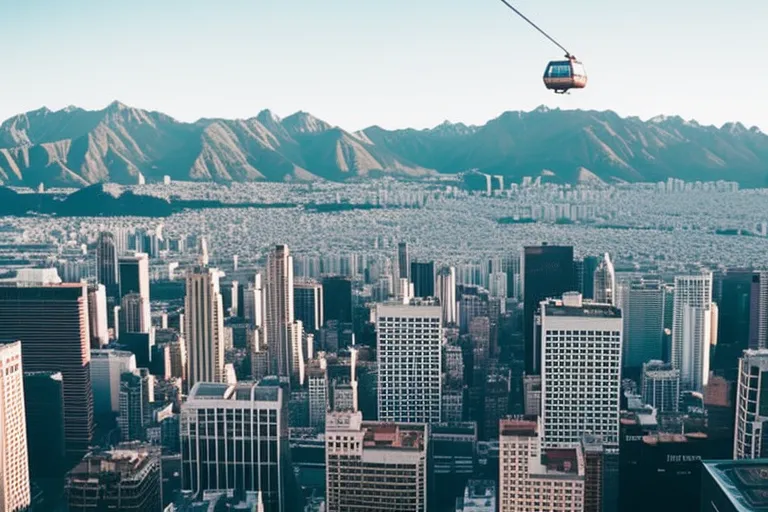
[1,101,766,187]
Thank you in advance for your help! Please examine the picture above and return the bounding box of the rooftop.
[542,448,581,475]
[703,459,768,511]
[362,422,426,452]
[500,418,538,437]
[188,381,281,403]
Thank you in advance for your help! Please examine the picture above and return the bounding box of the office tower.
[671,273,714,391]
[243,273,264,327]
[579,255,600,300]
[441,388,464,423]
[91,349,137,417]
[66,444,162,512]
[617,277,665,372]
[265,244,295,380]
[322,276,352,324]
[398,241,410,281]
[488,271,507,299]
[121,292,150,333]
[429,423,477,511]
[96,231,119,296]
[581,435,612,512]
[181,382,286,509]
[411,261,435,298]
[523,375,542,416]
[88,284,109,347]
[118,253,150,321]
[734,349,768,459]
[499,418,585,511]
[436,266,458,325]
[593,252,616,305]
[521,244,575,375]
[750,271,768,350]
[455,480,496,512]
[701,459,768,512]
[24,371,65,500]
[538,292,622,447]
[308,360,328,430]
[119,370,153,442]
[325,411,427,512]
[713,270,752,370]
[294,279,323,333]
[0,342,31,512]
[641,360,680,412]
[0,283,94,458]
[376,303,442,423]
[470,316,491,362]
[483,374,510,439]
[184,264,225,388]
[288,320,306,385]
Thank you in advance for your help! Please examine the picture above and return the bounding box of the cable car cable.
[496,0,572,58]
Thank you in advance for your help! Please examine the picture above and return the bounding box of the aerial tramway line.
[497,0,587,94]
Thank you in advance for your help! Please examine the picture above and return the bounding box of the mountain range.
[0,101,766,187]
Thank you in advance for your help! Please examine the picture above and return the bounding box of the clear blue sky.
[1,0,766,131]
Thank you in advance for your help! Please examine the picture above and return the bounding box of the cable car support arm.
[497,0,573,59]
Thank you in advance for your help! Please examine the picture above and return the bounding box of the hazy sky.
[2,0,766,131]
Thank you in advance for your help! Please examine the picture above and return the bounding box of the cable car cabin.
[543,58,587,93]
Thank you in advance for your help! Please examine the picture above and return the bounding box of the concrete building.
[91,349,137,416]
[617,277,665,371]
[265,245,295,381]
[671,273,714,391]
[294,279,323,333]
[734,349,768,459]
[181,382,286,510]
[66,444,162,512]
[376,303,442,424]
[499,418,585,512]
[593,253,616,305]
[454,480,496,512]
[538,293,622,447]
[325,411,427,512]
[701,459,768,512]
[184,264,225,388]
[436,266,458,325]
[0,342,30,512]
[641,360,680,413]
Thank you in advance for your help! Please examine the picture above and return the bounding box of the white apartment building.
[671,273,714,391]
[538,292,622,447]
[376,303,442,424]
[0,341,30,512]
[184,265,225,388]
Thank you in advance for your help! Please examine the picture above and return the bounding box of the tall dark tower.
[323,276,352,324]
[96,231,119,298]
[521,245,575,374]
[411,261,435,298]
[398,242,410,281]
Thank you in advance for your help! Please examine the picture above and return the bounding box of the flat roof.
[544,303,621,318]
[703,459,768,511]
[361,422,426,451]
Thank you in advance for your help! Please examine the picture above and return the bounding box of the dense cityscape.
[0,176,764,511]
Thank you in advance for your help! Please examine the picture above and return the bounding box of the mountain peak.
[105,100,130,112]
[256,109,281,124]
[282,111,331,134]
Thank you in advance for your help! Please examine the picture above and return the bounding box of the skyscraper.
[436,266,457,325]
[294,279,323,333]
[538,292,622,447]
[617,277,665,372]
[325,411,427,512]
[734,349,768,460]
[90,349,137,417]
[411,261,435,298]
[671,273,714,391]
[0,283,94,458]
[88,284,109,347]
[121,292,150,334]
[593,253,616,305]
[397,241,410,281]
[181,382,286,510]
[0,341,31,512]
[376,303,442,423]
[749,271,768,350]
[266,245,295,381]
[184,264,225,388]
[641,360,680,413]
[118,253,150,334]
[322,276,352,324]
[96,231,119,297]
[522,245,575,375]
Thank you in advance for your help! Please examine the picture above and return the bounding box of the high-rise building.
[429,423,477,511]
[308,360,328,430]
[0,342,31,512]
[181,382,286,510]
[411,261,435,298]
[265,245,295,380]
[617,277,665,372]
[0,283,94,458]
[96,231,119,297]
[88,284,109,347]
[713,270,752,371]
[376,303,442,423]
[734,349,768,460]
[121,292,150,334]
[455,480,496,512]
[749,271,768,350]
[671,273,714,391]
[593,253,616,305]
[436,266,458,325]
[641,360,680,413]
[325,411,427,512]
[66,444,162,512]
[499,418,585,511]
[578,255,600,300]
[184,264,225,388]
[322,276,352,324]
[521,245,575,375]
[119,369,153,442]
[538,292,622,447]
[91,349,137,417]
[118,252,150,302]
[397,242,410,282]
[294,279,323,333]
[701,459,768,512]
[23,371,65,501]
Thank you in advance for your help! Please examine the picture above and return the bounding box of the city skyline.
[2,0,767,131]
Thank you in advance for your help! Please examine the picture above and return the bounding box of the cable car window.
[571,63,586,77]
[547,64,571,78]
